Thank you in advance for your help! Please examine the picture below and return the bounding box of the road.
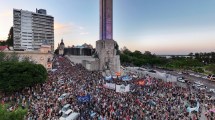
[124,67,215,96]
[160,69,215,90]
[123,67,213,119]
[154,68,215,96]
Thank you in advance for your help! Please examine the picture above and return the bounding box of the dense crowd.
[0,56,215,120]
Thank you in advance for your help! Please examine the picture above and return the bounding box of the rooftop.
[0,46,8,51]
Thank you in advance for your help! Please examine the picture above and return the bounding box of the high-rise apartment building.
[13,9,54,51]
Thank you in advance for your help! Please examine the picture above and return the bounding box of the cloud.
[130,30,215,55]
[54,21,90,49]
[78,26,90,35]
[54,22,75,35]
[78,26,84,30]
[0,11,12,17]
[54,22,89,36]
[80,32,89,35]
[0,11,13,40]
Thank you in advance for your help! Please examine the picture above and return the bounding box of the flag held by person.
[77,94,91,102]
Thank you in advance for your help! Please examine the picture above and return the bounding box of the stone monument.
[96,0,120,72]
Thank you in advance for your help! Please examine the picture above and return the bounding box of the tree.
[205,64,215,74]
[133,50,142,58]
[0,41,7,46]
[120,46,132,55]
[143,51,152,56]
[0,104,27,120]
[120,46,128,52]
[6,27,13,46]
[6,52,19,62]
[115,43,120,55]
[194,53,200,61]
[54,48,59,55]
[188,52,193,56]
[0,52,6,62]
[0,62,47,92]
[120,54,132,63]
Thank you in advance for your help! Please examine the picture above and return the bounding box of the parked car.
[177,77,186,83]
[182,72,189,75]
[209,89,215,93]
[177,79,185,83]
[202,76,208,79]
[59,109,80,120]
[194,81,204,86]
[59,104,71,115]
[198,87,206,90]
[58,93,69,101]
[178,72,182,75]
[132,74,138,78]
[208,75,215,81]
[59,109,72,120]
[138,67,146,71]
[194,74,201,78]
[177,77,185,80]
[67,112,80,120]
[190,73,195,76]
[192,83,204,89]
[148,70,156,73]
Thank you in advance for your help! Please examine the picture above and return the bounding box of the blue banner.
[105,75,112,80]
[77,94,91,102]
[122,75,132,81]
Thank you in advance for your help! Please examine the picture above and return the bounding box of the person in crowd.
[1,56,214,120]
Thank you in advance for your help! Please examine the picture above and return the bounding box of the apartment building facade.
[13,9,54,51]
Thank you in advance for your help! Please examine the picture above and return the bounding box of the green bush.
[0,62,47,92]
[205,64,215,74]
[0,104,27,120]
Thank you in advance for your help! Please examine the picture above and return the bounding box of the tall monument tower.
[96,0,120,73]
[100,0,113,40]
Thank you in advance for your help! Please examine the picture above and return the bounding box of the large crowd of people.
[0,56,215,120]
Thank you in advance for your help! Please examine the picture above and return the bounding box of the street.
[123,67,215,96]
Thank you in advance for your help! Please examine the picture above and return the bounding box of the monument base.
[96,39,120,73]
[66,39,120,73]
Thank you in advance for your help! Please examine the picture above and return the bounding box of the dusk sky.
[1,0,215,55]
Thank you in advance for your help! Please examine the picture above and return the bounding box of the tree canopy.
[0,104,27,120]
[0,61,47,92]
[119,47,212,74]
[0,52,47,93]
[6,27,13,46]
[120,47,167,67]
[0,27,13,46]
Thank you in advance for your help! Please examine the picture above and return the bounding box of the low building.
[3,44,53,70]
[0,46,9,51]
[56,40,98,71]
[57,40,93,56]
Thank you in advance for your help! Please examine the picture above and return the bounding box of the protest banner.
[116,84,130,92]
[105,75,112,81]
[103,83,116,90]
[122,76,132,81]
[77,94,91,102]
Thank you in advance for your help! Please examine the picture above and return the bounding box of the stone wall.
[96,39,120,72]
[66,55,100,71]
[66,55,96,64]
[4,51,53,69]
